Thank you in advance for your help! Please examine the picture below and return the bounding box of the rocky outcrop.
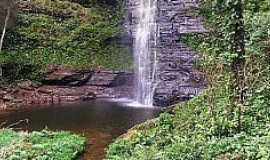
[126,0,205,106]
[0,66,133,111]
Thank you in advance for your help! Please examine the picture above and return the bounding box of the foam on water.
[107,98,156,108]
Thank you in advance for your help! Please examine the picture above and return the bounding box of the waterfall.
[134,0,157,106]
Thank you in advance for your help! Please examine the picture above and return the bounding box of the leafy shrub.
[106,1,270,160]
[1,0,131,82]
[0,129,85,160]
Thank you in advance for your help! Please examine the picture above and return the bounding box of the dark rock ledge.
[0,66,133,111]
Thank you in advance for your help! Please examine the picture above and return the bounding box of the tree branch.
[0,7,10,52]
[0,7,10,78]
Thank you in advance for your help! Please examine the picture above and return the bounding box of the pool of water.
[0,100,160,160]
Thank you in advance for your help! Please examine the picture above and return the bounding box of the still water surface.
[0,100,160,160]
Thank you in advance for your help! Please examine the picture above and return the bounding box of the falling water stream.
[134,0,158,106]
[0,1,161,160]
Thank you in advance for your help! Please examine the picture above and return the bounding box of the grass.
[105,83,270,159]
[0,129,85,160]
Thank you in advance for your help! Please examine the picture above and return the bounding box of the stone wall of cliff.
[126,0,205,106]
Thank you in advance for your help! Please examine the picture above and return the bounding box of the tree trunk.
[0,7,10,78]
[231,0,245,130]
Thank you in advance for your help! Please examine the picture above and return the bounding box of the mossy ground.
[105,1,270,159]
[106,84,270,159]
[1,0,132,82]
[0,129,85,160]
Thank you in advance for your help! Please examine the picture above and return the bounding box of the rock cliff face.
[0,0,205,109]
[0,66,133,111]
[126,0,205,106]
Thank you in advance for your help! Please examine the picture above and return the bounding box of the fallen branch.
[0,121,7,128]
[6,119,29,129]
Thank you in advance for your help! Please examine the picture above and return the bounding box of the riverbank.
[0,129,85,160]
[0,65,133,112]
[0,100,161,160]
[0,0,134,112]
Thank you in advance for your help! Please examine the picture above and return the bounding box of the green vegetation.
[106,1,270,159]
[0,129,85,160]
[0,0,132,82]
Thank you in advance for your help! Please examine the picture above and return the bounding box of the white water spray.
[134,0,157,106]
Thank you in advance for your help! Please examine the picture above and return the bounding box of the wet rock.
[86,72,118,87]
[13,99,24,103]
[3,94,13,101]
[0,67,133,111]
[111,72,134,87]
[0,90,7,98]
[37,88,53,94]
[0,103,7,110]
[80,94,96,101]
[44,65,94,86]
[17,80,35,90]
[126,0,205,106]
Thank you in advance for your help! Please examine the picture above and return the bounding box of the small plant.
[0,129,85,160]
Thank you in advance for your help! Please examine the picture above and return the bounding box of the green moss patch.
[1,0,132,82]
[106,85,270,160]
[0,129,85,160]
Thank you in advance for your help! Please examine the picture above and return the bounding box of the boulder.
[17,80,35,90]
[86,71,118,87]
[3,94,13,101]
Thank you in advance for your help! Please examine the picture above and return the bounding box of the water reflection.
[0,100,160,160]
